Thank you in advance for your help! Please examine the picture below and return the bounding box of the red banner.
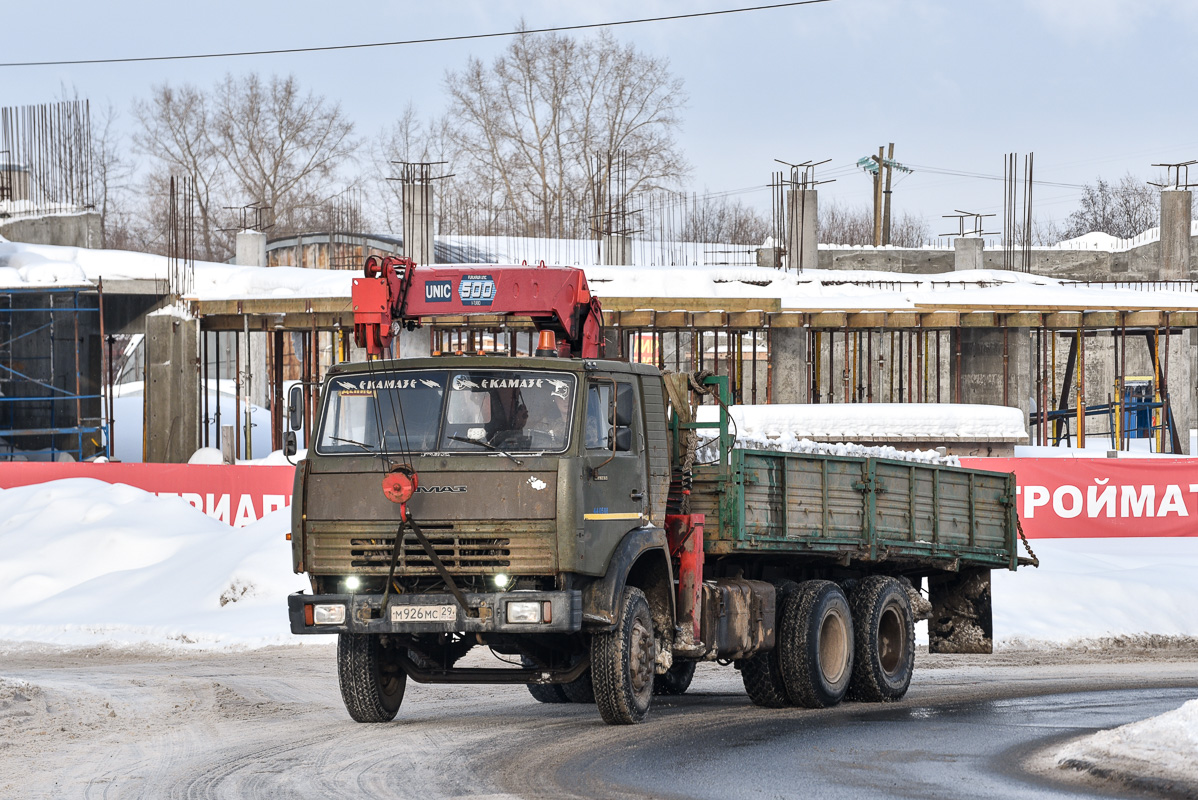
[0,463,295,528]
[960,457,1198,539]
[3,458,1196,538]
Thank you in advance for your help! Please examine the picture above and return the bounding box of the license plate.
[391,604,457,623]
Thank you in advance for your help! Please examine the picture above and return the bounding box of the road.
[2,643,1196,799]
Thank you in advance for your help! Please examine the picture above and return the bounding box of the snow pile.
[696,403,1027,442]
[695,432,959,466]
[993,537,1198,642]
[0,478,309,648]
[1056,698,1198,792]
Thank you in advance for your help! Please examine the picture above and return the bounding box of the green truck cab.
[289,355,1026,725]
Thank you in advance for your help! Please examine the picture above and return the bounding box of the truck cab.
[289,354,678,723]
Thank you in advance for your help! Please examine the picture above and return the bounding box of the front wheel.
[337,633,407,723]
[778,581,853,709]
[592,587,656,724]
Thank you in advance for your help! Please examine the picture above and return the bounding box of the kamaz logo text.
[415,485,468,494]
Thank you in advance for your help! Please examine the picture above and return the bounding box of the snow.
[696,402,1027,442]
[1056,697,1198,789]
[5,238,1198,313]
[695,432,958,466]
[0,478,309,649]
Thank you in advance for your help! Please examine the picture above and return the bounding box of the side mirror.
[611,426,632,452]
[284,430,298,457]
[288,384,304,431]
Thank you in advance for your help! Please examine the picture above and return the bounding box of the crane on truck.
[287,255,1031,725]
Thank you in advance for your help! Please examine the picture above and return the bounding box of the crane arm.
[351,256,604,359]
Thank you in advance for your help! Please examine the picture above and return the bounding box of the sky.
[4,0,1198,235]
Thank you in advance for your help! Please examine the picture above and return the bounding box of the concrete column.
[950,328,1032,448]
[398,325,431,359]
[235,230,269,408]
[786,189,818,271]
[403,181,435,266]
[235,230,267,268]
[602,234,633,266]
[769,327,808,404]
[145,308,199,463]
[954,237,984,272]
[1160,190,1192,279]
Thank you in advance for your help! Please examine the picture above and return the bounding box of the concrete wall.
[818,234,1198,281]
[0,211,101,248]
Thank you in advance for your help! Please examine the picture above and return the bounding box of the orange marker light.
[535,330,557,356]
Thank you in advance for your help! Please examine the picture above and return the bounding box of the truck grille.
[350,530,512,569]
[307,521,556,575]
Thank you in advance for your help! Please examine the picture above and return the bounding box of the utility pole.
[859,145,912,247]
[872,146,884,246]
[882,142,895,246]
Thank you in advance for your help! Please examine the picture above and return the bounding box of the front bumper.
[288,589,583,635]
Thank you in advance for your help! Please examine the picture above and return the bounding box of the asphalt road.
[2,643,1195,799]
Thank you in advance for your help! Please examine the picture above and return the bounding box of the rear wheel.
[739,579,799,708]
[778,581,853,709]
[561,667,596,704]
[847,576,915,702]
[521,656,570,703]
[592,587,656,724]
[337,633,406,723]
[654,660,696,696]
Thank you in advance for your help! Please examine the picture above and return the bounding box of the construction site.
[2,101,1198,463]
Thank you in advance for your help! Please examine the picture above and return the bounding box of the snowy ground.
[0,479,309,648]
[1056,698,1198,794]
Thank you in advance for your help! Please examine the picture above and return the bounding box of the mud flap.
[928,569,993,654]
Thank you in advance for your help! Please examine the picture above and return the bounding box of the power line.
[0,1,835,68]
[905,163,1084,190]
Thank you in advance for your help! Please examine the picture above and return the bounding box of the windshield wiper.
[329,435,377,452]
[448,435,523,466]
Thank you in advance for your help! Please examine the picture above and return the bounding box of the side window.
[586,380,635,452]
[585,383,611,450]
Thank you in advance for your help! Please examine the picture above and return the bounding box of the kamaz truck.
[287,257,1031,724]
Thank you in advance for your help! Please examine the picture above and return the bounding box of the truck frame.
[287,258,1029,724]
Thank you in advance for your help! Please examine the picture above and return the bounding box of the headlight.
[493,573,511,589]
[506,601,542,624]
[314,604,346,625]
[344,576,361,591]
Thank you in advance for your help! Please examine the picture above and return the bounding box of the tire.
[561,667,596,704]
[521,656,570,704]
[337,633,406,723]
[654,660,696,696]
[778,580,854,709]
[847,576,915,702]
[739,579,799,708]
[591,586,656,724]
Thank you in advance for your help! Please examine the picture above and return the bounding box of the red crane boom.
[351,256,604,359]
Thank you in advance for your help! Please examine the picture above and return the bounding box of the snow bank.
[1057,697,1198,792]
[0,478,309,649]
[695,432,958,466]
[993,538,1198,642]
[696,402,1027,442]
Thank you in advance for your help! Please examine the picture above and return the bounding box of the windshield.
[315,368,577,455]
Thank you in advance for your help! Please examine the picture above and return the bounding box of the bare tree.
[212,74,357,236]
[442,29,689,237]
[819,201,929,248]
[132,83,227,260]
[1060,173,1160,241]
[680,193,771,244]
[369,103,454,232]
[89,102,135,249]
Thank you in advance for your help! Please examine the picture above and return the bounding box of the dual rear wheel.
[740,576,915,709]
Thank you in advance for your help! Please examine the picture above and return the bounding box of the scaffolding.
[0,287,107,461]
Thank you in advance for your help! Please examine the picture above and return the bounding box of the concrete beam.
[145,310,199,463]
[1160,190,1192,280]
[954,238,984,272]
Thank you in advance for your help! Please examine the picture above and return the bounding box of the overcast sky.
[5,0,1198,235]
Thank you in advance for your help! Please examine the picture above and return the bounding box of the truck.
[287,256,1032,724]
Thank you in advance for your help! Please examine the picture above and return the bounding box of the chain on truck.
[285,255,1034,725]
